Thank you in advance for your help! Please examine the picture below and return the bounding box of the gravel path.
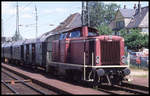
[130,69,148,76]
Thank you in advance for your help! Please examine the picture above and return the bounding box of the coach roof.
[24,39,36,44]
[3,42,15,47]
[13,40,26,46]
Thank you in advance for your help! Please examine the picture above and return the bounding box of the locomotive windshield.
[69,30,81,38]
[88,31,98,37]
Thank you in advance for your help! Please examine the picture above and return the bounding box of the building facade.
[109,4,149,35]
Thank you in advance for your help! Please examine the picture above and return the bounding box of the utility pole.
[2,19,3,37]
[35,5,38,39]
[86,1,90,27]
[81,1,89,27]
[82,1,86,26]
[16,2,19,41]
[13,2,22,41]
[2,19,4,43]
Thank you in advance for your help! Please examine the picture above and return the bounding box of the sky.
[1,1,149,39]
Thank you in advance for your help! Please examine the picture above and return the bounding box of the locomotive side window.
[69,30,80,38]
[59,33,67,40]
[59,34,64,40]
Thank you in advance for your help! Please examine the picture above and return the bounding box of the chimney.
[134,4,137,9]
[124,5,126,9]
[138,1,141,13]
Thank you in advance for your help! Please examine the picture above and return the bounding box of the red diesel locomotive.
[50,26,130,85]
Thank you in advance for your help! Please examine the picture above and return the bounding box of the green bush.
[96,24,113,35]
[119,28,149,50]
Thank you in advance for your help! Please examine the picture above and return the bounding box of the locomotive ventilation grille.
[100,40,120,65]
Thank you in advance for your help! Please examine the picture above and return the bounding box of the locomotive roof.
[98,35,124,41]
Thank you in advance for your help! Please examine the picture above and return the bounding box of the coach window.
[69,30,81,38]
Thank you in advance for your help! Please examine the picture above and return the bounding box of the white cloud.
[55,8,67,13]
[2,2,16,15]
[43,8,68,14]
[43,9,53,14]
[19,6,31,12]
[2,2,33,17]
[21,14,33,18]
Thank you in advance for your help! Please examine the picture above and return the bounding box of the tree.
[97,24,113,35]
[88,2,105,27]
[141,34,148,48]
[88,2,120,28]
[119,28,148,50]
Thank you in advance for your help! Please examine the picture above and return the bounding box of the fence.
[128,53,149,69]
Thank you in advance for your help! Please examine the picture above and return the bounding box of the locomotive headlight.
[96,56,100,64]
[96,69,105,77]
[108,35,112,41]
[108,35,112,40]
[123,68,130,75]
[121,56,127,64]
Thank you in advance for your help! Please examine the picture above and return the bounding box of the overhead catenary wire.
[3,2,33,38]
[3,2,32,25]
[20,2,32,11]
[3,2,81,39]
[21,28,35,34]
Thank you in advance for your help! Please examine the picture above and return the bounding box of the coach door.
[26,44,29,64]
[21,45,24,61]
[32,44,36,64]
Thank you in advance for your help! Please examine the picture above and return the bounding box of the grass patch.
[136,75,148,78]
[131,74,148,78]
[129,64,148,71]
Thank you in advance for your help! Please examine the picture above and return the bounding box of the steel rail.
[121,82,149,92]
[2,70,47,95]
[113,85,148,95]
[1,80,19,94]
[96,84,148,95]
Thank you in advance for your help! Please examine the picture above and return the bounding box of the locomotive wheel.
[8,60,10,64]
[11,59,14,64]
[32,65,38,72]
[46,65,49,73]
[110,75,123,85]
[15,60,18,65]
[93,71,99,88]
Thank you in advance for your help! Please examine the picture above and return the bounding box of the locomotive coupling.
[123,68,130,75]
[96,69,105,77]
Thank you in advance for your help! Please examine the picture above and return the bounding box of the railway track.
[1,63,149,95]
[93,81,149,95]
[1,68,58,95]
[45,72,149,95]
